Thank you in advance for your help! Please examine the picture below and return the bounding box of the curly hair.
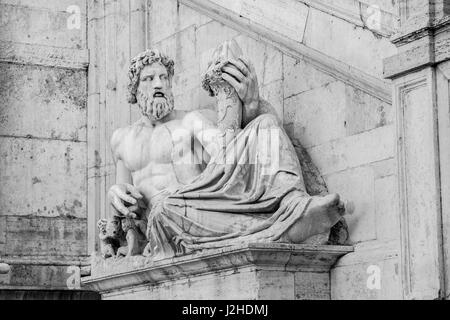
[127,49,175,104]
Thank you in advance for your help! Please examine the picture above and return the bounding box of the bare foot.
[142,242,152,257]
[284,193,345,243]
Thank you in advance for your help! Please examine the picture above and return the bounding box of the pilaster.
[384,0,450,299]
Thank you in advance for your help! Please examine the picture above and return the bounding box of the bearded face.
[136,63,175,121]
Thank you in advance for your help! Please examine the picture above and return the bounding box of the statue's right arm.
[108,128,143,219]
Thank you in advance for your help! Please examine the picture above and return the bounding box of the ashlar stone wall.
[0,0,88,289]
[0,0,406,297]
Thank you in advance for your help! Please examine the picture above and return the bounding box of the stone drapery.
[145,114,314,260]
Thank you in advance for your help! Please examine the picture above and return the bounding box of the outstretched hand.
[108,183,144,219]
[221,57,260,110]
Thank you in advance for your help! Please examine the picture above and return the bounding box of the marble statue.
[102,40,347,261]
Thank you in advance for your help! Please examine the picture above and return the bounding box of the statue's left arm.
[182,56,281,161]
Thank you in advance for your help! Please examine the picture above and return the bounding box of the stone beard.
[136,86,175,120]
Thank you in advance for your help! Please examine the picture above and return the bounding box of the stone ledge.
[0,40,89,70]
[82,243,353,298]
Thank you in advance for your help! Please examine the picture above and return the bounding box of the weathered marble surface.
[0,0,89,290]
[82,243,353,299]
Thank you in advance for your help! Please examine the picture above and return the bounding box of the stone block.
[255,270,295,299]
[307,125,395,175]
[149,0,211,45]
[371,158,396,179]
[294,272,330,300]
[4,216,87,257]
[0,262,82,289]
[0,2,86,49]
[209,0,309,43]
[196,21,240,58]
[175,87,200,112]
[345,85,393,136]
[359,0,398,14]
[178,2,213,30]
[260,80,283,123]
[303,8,396,79]
[173,65,202,111]
[105,267,260,300]
[129,4,147,58]
[154,25,197,73]
[325,166,376,243]
[0,137,87,218]
[331,243,402,300]
[283,81,346,148]
[0,63,87,141]
[130,105,143,124]
[172,65,200,98]
[82,243,353,300]
[149,0,178,43]
[234,34,283,86]
[110,3,133,130]
[375,175,399,241]
[283,55,337,98]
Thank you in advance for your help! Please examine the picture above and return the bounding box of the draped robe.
[144,113,318,260]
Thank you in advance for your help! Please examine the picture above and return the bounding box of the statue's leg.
[283,193,345,243]
[143,199,181,259]
[126,229,139,256]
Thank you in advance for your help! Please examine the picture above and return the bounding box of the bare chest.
[118,124,175,172]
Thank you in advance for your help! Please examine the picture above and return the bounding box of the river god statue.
[101,40,347,261]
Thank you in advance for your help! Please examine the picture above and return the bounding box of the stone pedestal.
[81,243,352,300]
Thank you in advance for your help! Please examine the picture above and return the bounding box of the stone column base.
[81,243,353,300]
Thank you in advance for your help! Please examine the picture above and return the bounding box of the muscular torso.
[112,111,208,204]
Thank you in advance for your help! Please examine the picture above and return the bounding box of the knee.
[256,113,279,128]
